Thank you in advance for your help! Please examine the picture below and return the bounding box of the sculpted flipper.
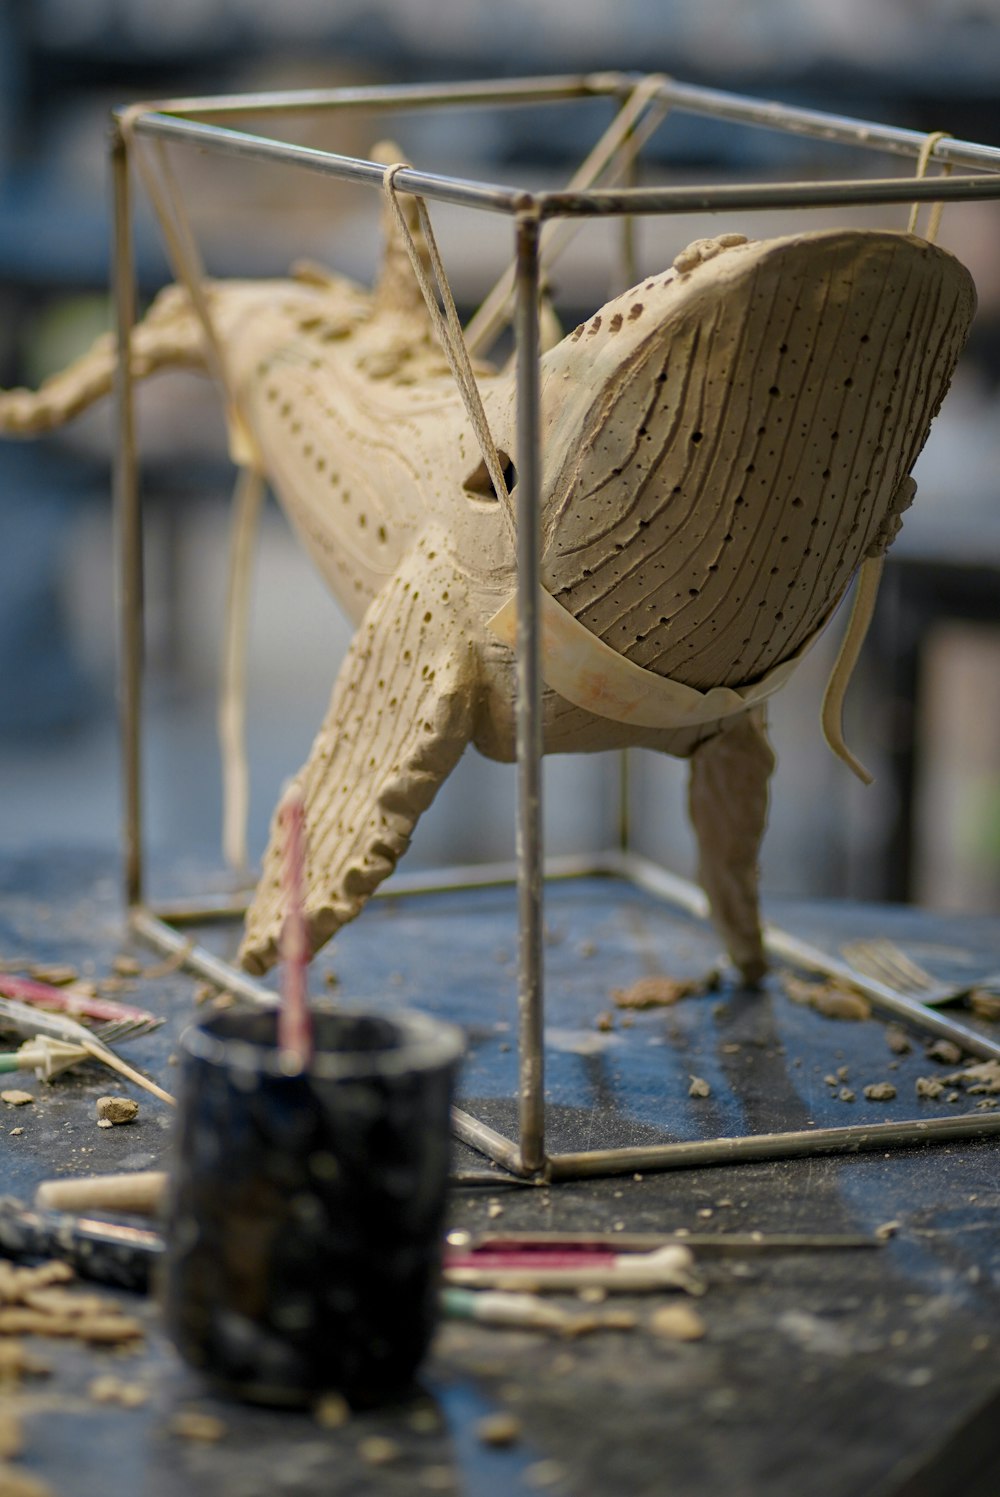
[0,209,976,984]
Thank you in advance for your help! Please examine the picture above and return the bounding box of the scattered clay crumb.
[0,1412,22,1460]
[839,1088,856,1103]
[0,1343,49,1383]
[0,1093,33,1108]
[313,1392,350,1429]
[969,991,1000,1021]
[193,983,216,1007]
[925,1039,963,1065]
[783,976,871,1021]
[487,1202,504,1220]
[0,1461,58,1497]
[27,964,77,986]
[885,1024,913,1055]
[916,1076,945,1099]
[976,1098,998,1109]
[578,1287,607,1305]
[613,972,717,1010]
[650,1304,707,1341]
[407,1404,442,1435]
[948,1091,960,1103]
[0,1261,142,1345]
[8,1129,23,1137]
[875,1221,900,1240]
[358,1436,401,1467]
[942,1060,1000,1095]
[476,1412,521,1447]
[525,1459,568,1490]
[688,1076,711,1099]
[111,955,142,978]
[96,1119,112,1129]
[595,1011,615,1032]
[864,1082,897,1102]
[823,1073,838,1087]
[170,1411,227,1443]
[95,1096,139,1126]
[88,1374,148,1407]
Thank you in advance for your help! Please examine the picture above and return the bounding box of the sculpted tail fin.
[0,284,206,436]
[369,139,435,328]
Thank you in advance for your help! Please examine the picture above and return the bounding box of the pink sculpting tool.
[0,975,159,1028]
[277,783,313,1073]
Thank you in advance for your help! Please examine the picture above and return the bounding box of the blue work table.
[1,848,999,1497]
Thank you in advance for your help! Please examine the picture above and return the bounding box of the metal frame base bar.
[130,859,1000,1183]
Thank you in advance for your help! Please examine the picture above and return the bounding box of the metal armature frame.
[112,73,1000,1181]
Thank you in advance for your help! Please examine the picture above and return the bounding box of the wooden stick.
[277,783,313,1072]
[35,1170,168,1217]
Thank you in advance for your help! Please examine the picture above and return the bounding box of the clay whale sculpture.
[0,200,976,981]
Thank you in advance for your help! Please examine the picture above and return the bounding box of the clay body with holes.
[0,221,976,980]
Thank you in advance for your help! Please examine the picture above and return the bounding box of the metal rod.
[648,74,1000,172]
[532,172,1000,220]
[137,74,608,119]
[126,71,1000,174]
[129,907,277,1008]
[547,1111,1000,1181]
[514,210,546,1176]
[111,125,143,910]
[451,1107,533,1177]
[148,851,621,928]
[127,112,527,216]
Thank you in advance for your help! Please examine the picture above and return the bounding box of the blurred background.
[1,0,999,912]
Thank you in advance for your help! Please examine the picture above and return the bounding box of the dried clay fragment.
[650,1304,707,1341]
[0,1094,33,1109]
[688,1076,712,1099]
[476,1413,522,1447]
[863,1082,897,1102]
[0,1413,22,1461]
[88,1374,148,1408]
[916,1076,945,1100]
[613,974,715,1010]
[783,977,871,1022]
[0,1462,58,1497]
[925,1039,963,1065]
[169,1411,227,1443]
[95,1096,139,1126]
[885,1024,913,1055]
[969,991,1000,1022]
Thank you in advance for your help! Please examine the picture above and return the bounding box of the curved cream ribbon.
[487,589,816,731]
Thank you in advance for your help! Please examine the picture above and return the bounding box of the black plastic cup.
[160,1006,464,1407]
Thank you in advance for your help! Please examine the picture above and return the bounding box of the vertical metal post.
[513,207,545,1174]
[111,124,144,909]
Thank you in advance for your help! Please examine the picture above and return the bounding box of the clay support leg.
[687,708,775,986]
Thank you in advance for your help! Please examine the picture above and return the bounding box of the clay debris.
[613,973,718,1010]
[782,975,871,1022]
[0,1260,142,1345]
[95,1096,139,1126]
[938,1059,1000,1096]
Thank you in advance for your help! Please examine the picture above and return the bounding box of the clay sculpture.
[0,194,976,984]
